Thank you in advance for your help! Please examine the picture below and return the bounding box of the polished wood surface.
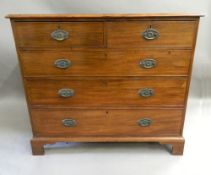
[107,21,196,48]
[13,22,104,48]
[26,77,187,107]
[31,109,183,137]
[31,136,185,155]
[6,13,203,19]
[20,49,191,76]
[8,14,201,155]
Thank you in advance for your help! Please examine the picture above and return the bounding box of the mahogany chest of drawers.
[7,14,201,155]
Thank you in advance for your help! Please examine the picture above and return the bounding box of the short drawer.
[31,109,183,137]
[20,50,191,76]
[25,77,187,107]
[13,22,104,48]
[107,21,196,48]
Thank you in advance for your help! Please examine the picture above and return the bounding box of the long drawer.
[107,21,196,48]
[25,77,187,107]
[31,108,183,137]
[20,50,191,76]
[13,22,105,48]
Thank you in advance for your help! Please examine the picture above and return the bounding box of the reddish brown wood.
[25,77,187,107]
[31,139,45,155]
[6,13,203,19]
[31,108,183,137]
[7,14,201,155]
[160,139,185,155]
[13,22,104,48]
[171,141,185,155]
[19,49,191,77]
[30,136,184,155]
[107,21,197,48]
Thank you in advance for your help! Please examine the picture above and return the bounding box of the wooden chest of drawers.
[7,14,201,155]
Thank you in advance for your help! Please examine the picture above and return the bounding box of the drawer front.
[26,77,187,107]
[20,50,191,76]
[31,109,183,137]
[14,22,104,48]
[107,21,196,48]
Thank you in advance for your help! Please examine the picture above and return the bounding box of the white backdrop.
[0,1,211,175]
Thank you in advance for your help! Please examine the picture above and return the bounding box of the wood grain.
[7,14,201,155]
[31,136,185,155]
[13,22,104,48]
[20,49,191,77]
[107,21,196,48]
[25,77,187,107]
[31,108,183,137]
[6,13,203,19]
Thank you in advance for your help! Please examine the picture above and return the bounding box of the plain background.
[0,0,210,175]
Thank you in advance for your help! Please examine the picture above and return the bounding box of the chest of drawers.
[7,14,201,155]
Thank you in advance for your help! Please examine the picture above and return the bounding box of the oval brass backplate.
[138,88,154,97]
[54,58,71,69]
[51,29,69,41]
[138,118,151,127]
[62,119,76,127]
[142,28,159,40]
[58,88,75,98]
[140,58,157,69]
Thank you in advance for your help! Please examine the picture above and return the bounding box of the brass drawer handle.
[138,118,151,127]
[62,119,76,127]
[51,29,69,41]
[139,88,154,97]
[142,27,159,40]
[140,58,156,69]
[55,59,71,69]
[58,88,75,98]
